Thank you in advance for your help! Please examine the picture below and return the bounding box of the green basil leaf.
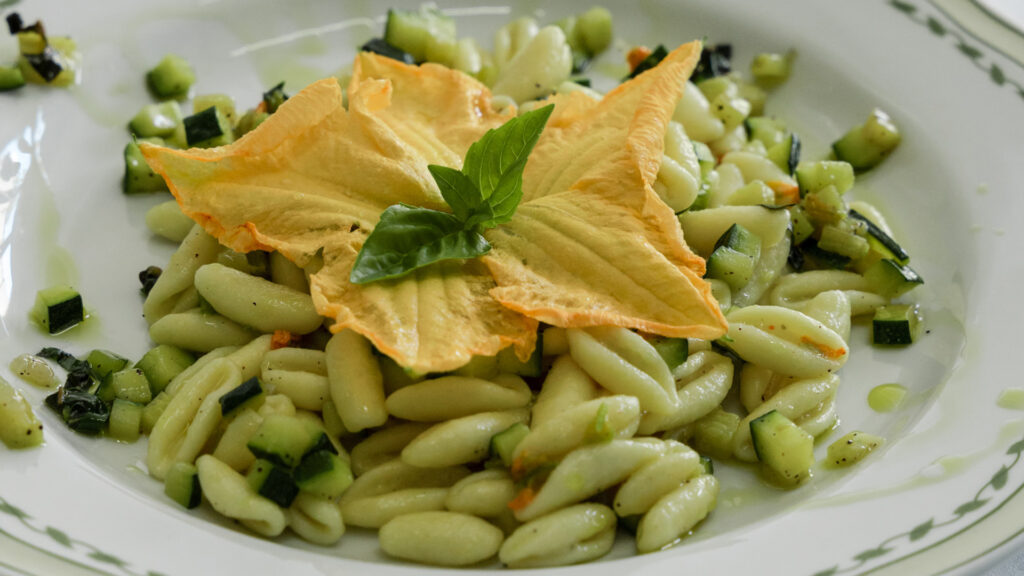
[428,165,481,222]
[461,104,555,227]
[349,204,491,284]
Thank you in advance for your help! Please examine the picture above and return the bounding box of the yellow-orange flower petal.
[483,42,727,339]
[142,71,534,373]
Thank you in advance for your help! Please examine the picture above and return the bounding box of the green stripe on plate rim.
[889,0,1024,98]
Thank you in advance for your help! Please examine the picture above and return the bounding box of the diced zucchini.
[107,398,143,443]
[648,337,689,371]
[700,455,714,475]
[136,345,195,395]
[715,223,762,259]
[848,210,910,263]
[863,259,924,298]
[789,205,815,245]
[262,82,288,114]
[737,82,767,117]
[802,185,847,227]
[293,450,354,498]
[767,133,801,175]
[496,331,543,378]
[184,106,233,148]
[246,459,298,507]
[384,7,456,62]
[17,34,78,87]
[795,161,854,197]
[219,377,263,416]
[706,246,755,291]
[86,349,129,380]
[30,285,83,334]
[193,93,236,126]
[141,391,173,435]
[799,243,852,270]
[832,109,901,172]
[0,377,44,449]
[709,92,751,130]
[489,422,529,467]
[744,116,787,148]
[826,431,884,467]
[123,141,169,194]
[750,410,814,485]
[817,224,869,260]
[696,76,736,102]
[872,304,922,345]
[97,368,152,405]
[693,408,740,460]
[164,462,201,509]
[750,52,792,88]
[147,54,195,99]
[0,66,26,91]
[234,109,270,138]
[246,414,329,468]
[128,101,183,138]
[359,38,415,65]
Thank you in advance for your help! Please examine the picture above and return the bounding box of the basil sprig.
[350,104,554,284]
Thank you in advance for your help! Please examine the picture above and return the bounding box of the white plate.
[2,0,1023,574]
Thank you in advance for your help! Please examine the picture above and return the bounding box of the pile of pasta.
[132,14,912,569]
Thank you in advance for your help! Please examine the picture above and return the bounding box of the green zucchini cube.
[30,286,83,334]
[147,54,195,99]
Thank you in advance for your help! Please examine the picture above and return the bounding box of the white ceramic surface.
[1,0,1023,575]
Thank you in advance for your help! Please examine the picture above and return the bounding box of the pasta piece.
[771,270,887,316]
[724,306,848,378]
[261,348,329,411]
[720,151,796,188]
[341,487,449,528]
[143,224,221,324]
[732,373,840,461]
[401,409,529,468]
[493,17,539,70]
[513,396,641,470]
[349,422,433,476]
[196,455,286,537]
[147,359,242,479]
[709,124,747,157]
[530,355,600,429]
[193,263,323,334]
[636,474,719,553]
[287,492,345,546]
[145,200,194,243]
[385,375,531,422]
[614,441,703,516]
[338,459,470,506]
[223,334,272,381]
[797,290,853,342]
[704,163,745,209]
[324,330,387,433]
[672,81,725,143]
[445,469,516,518]
[739,364,796,414]
[678,205,790,258]
[637,351,733,434]
[212,408,263,471]
[654,121,702,211]
[379,511,505,567]
[567,327,677,416]
[258,393,296,418]
[268,251,309,293]
[491,26,572,103]
[514,439,666,521]
[499,504,616,568]
[164,346,237,396]
[541,326,569,356]
[149,309,258,353]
